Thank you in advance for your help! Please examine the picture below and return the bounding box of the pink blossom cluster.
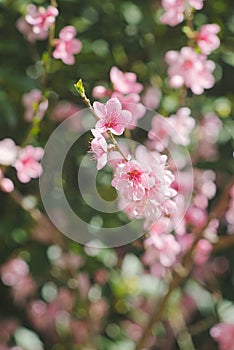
[17,5,82,65]
[148,107,195,152]
[92,66,145,129]
[17,4,58,42]
[112,146,177,225]
[165,47,215,94]
[196,24,221,55]
[160,0,205,27]
[210,323,234,350]
[0,139,44,189]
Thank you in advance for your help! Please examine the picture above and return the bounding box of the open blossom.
[0,138,18,166]
[148,108,195,152]
[111,92,145,129]
[14,145,44,183]
[25,4,58,35]
[160,0,204,27]
[196,24,220,55]
[22,89,48,122]
[112,145,177,224]
[110,66,143,94]
[142,86,162,110]
[168,107,195,145]
[52,26,82,65]
[165,47,215,94]
[16,17,48,42]
[93,97,132,135]
[90,129,108,170]
[210,323,234,350]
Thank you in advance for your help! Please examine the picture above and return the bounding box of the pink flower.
[111,92,145,129]
[22,89,48,122]
[50,101,80,122]
[194,238,212,265]
[90,129,108,170]
[93,97,132,135]
[113,146,177,224]
[165,47,215,94]
[14,145,44,183]
[160,0,185,26]
[112,159,153,201]
[168,107,195,146]
[142,86,162,110]
[16,17,48,42]
[148,115,170,152]
[210,323,234,350]
[160,0,204,26]
[110,66,143,94]
[52,26,82,65]
[92,86,111,99]
[197,24,220,55]
[145,231,181,267]
[25,4,58,35]
[0,138,18,166]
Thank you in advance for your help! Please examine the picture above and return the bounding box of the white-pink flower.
[111,92,145,129]
[160,0,205,26]
[25,4,58,35]
[112,146,177,224]
[112,160,153,201]
[22,89,48,122]
[16,17,48,42]
[93,97,132,135]
[90,129,108,170]
[1,258,29,287]
[52,26,82,65]
[210,323,234,350]
[160,0,185,27]
[14,145,44,183]
[196,24,220,55]
[165,47,215,94]
[110,66,143,94]
[0,138,18,166]
[168,107,195,146]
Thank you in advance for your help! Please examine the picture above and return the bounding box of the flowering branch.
[135,176,234,350]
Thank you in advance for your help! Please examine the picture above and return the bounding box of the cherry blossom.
[110,66,143,94]
[196,24,220,55]
[112,146,177,224]
[0,258,29,287]
[22,89,48,122]
[52,26,82,65]
[93,97,132,135]
[142,86,162,110]
[14,145,44,183]
[16,17,48,42]
[165,47,215,94]
[111,92,145,129]
[0,138,18,166]
[25,4,58,35]
[167,107,195,145]
[90,129,108,170]
[210,323,234,350]
[160,0,205,26]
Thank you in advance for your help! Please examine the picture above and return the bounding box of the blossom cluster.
[17,4,82,65]
[0,138,43,191]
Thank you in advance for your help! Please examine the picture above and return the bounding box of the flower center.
[183,59,193,70]
[127,169,142,182]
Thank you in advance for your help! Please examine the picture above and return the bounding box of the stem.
[135,176,234,350]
